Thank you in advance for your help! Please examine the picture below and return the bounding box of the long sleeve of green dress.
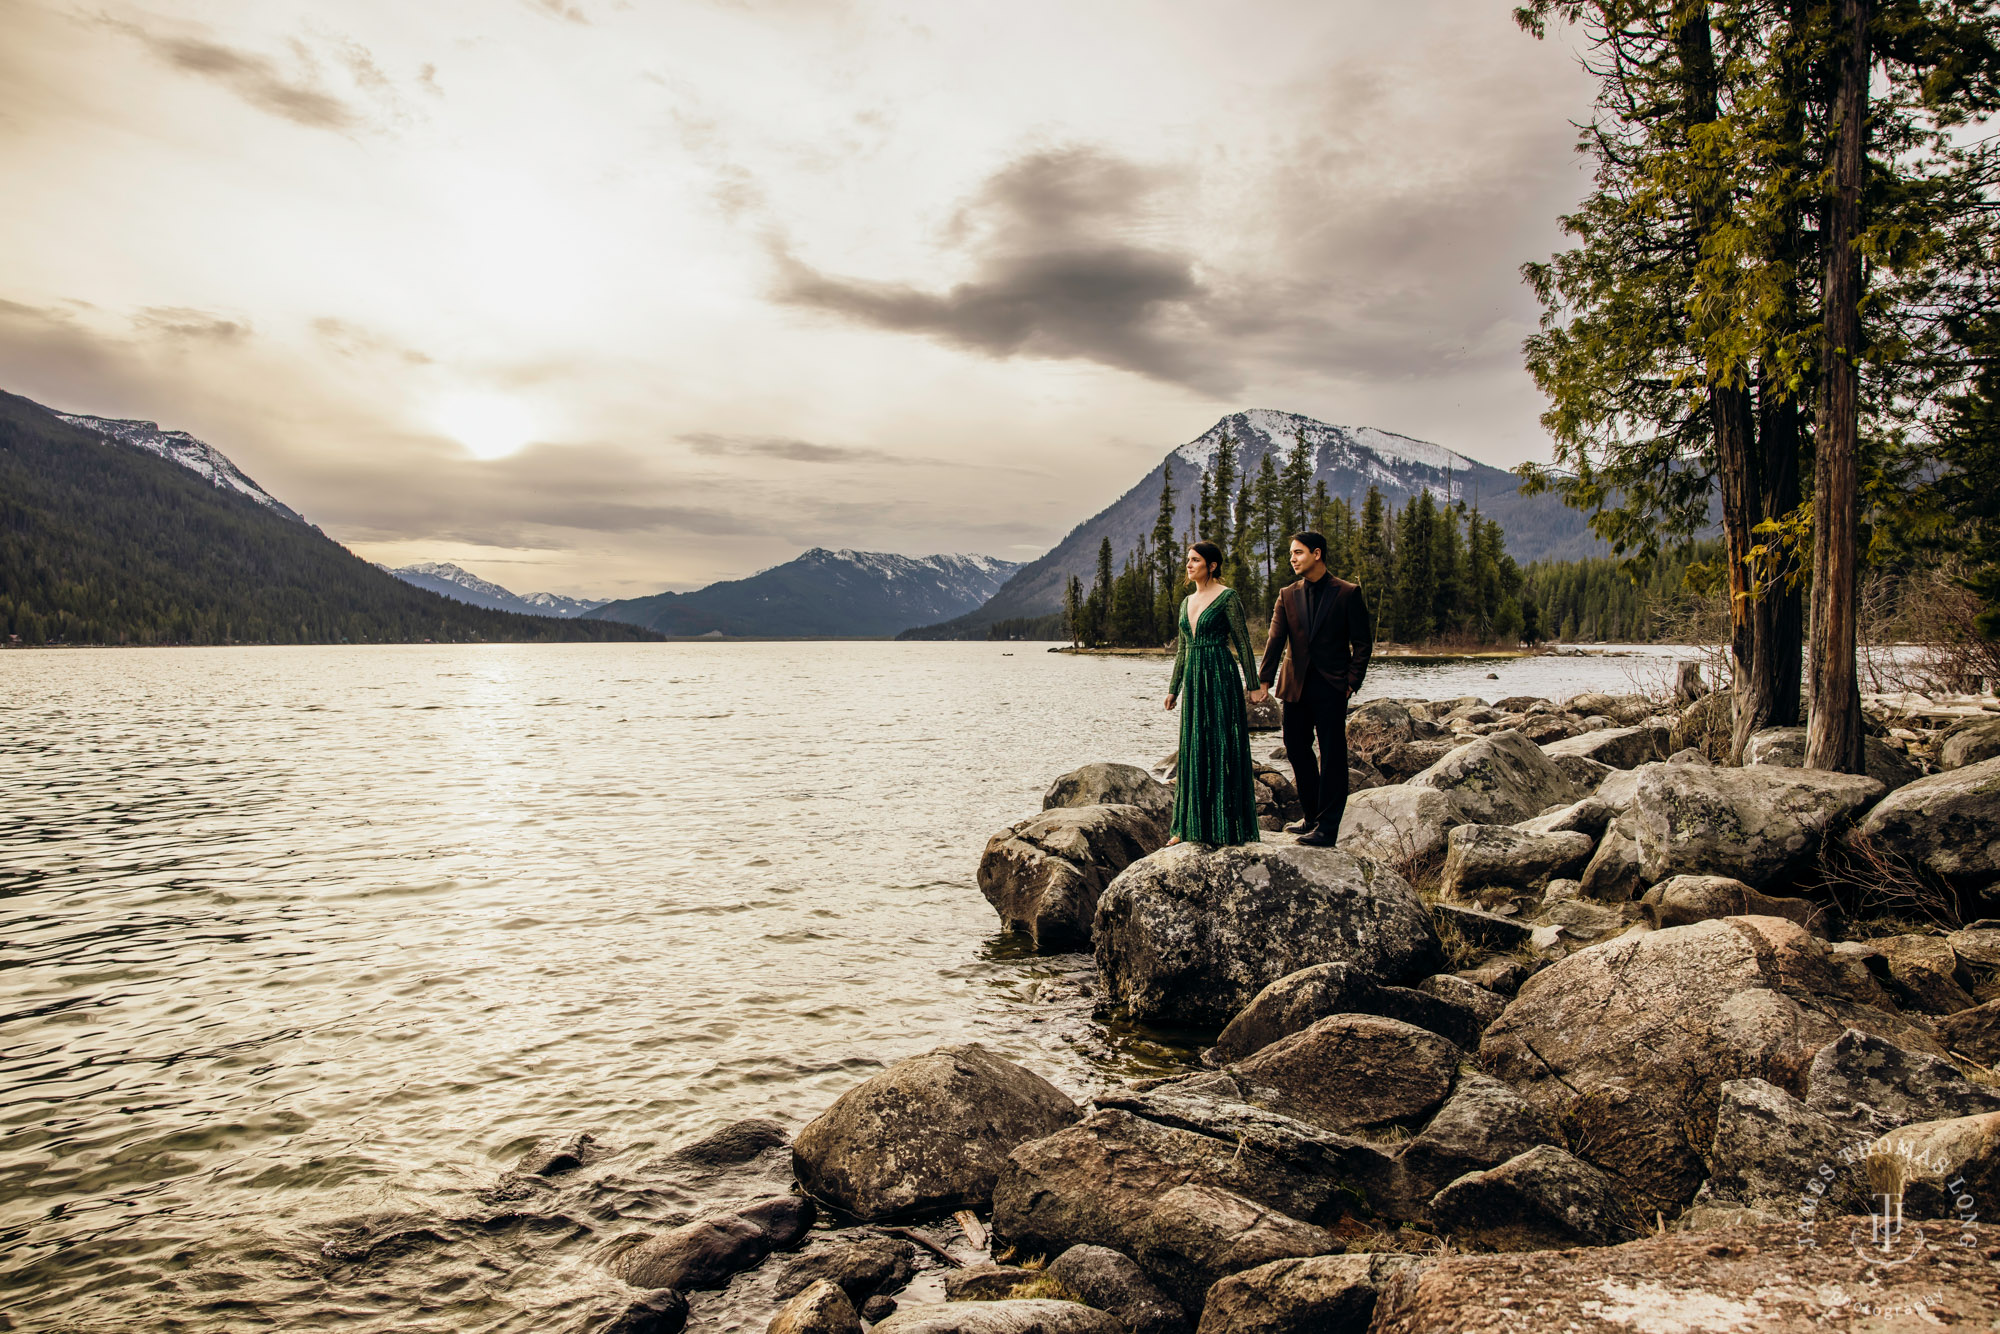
[1222,590,1259,689]
[1168,596,1190,697]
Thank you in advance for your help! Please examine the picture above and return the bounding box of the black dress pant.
[1282,672,1351,836]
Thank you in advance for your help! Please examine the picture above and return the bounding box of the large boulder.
[1371,1218,2000,1333]
[1578,817,1645,902]
[792,1045,1080,1220]
[1939,716,2000,769]
[1043,763,1174,821]
[1426,1145,1629,1251]
[1744,725,1920,792]
[1335,785,1460,865]
[1396,1072,1563,1192]
[776,1234,917,1302]
[1228,1015,1461,1135]
[1803,1028,2000,1138]
[978,805,1166,950]
[873,1301,1124,1334]
[770,1280,862,1334]
[1193,1253,1415,1334]
[1437,825,1594,906]
[991,1110,1337,1313]
[605,1195,813,1290]
[1859,754,2000,894]
[1045,1245,1188,1334]
[1094,843,1442,1029]
[1867,1111,2000,1219]
[1209,961,1482,1062]
[1345,699,1418,760]
[1695,1077,1866,1216]
[1630,762,1885,889]
[1873,933,1976,1014]
[1540,725,1669,771]
[1479,916,1933,1215]
[1406,730,1581,825]
[1939,997,2000,1065]
[1373,738,1464,784]
[1638,875,1822,931]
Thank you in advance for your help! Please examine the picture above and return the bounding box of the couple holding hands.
[1163,531,1371,848]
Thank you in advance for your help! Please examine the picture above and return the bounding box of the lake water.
[0,641,1696,1332]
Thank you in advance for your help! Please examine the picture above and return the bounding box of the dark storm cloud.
[774,147,1230,393]
[115,24,360,130]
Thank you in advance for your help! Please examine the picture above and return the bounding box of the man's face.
[1289,540,1317,573]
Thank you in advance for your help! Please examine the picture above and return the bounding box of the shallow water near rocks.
[0,640,1693,1331]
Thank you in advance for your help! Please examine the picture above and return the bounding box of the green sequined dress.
[1167,587,1262,846]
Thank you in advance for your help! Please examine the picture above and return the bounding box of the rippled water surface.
[0,641,1690,1332]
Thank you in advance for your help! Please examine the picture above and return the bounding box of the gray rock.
[1407,730,1582,826]
[1592,763,1654,814]
[606,1195,814,1290]
[770,1279,862,1334]
[1859,754,2000,892]
[606,1290,690,1334]
[1094,843,1442,1029]
[1397,1072,1561,1192]
[1538,898,1632,944]
[1193,1253,1415,1334]
[861,1296,898,1323]
[1431,902,1533,951]
[1939,997,2000,1065]
[1230,1015,1460,1135]
[1438,825,1594,906]
[1209,962,1481,1063]
[1415,973,1507,1034]
[1251,763,1304,831]
[515,1131,601,1177]
[1578,817,1645,902]
[1046,1245,1188,1334]
[1948,925,2000,968]
[1246,695,1283,732]
[1548,754,1615,795]
[1696,1077,1866,1216]
[979,805,1166,950]
[1512,796,1614,839]
[657,1118,790,1169]
[1631,762,1885,889]
[1480,916,1933,1216]
[793,1045,1080,1221]
[1043,762,1174,820]
[1541,725,1669,771]
[1939,717,2000,769]
[1455,957,1531,996]
[776,1234,916,1301]
[1804,1028,2000,1138]
[1427,1145,1629,1251]
[1873,934,1976,1014]
[1867,1111,2000,1220]
[1373,738,1465,784]
[1744,726,1920,792]
[1335,785,1461,864]
[1345,699,1418,760]
[1638,875,1823,931]
[873,1300,1125,1334]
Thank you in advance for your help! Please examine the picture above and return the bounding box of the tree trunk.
[1806,0,1869,774]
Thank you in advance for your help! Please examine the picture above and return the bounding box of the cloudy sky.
[0,0,1596,596]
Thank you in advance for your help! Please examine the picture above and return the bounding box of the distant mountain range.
[905,409,1601,638]
[0,391,658,647]
[381,561,607,618]
[586,548,1022,638]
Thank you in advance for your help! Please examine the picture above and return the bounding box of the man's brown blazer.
[1257,575,1373,704]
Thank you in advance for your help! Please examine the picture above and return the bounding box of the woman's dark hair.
[1290,531,1328,560]
[1189,541,1224,577]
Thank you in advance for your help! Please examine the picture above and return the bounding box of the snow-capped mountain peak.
[379,561,609,619]
[56,413,306,522]
[1170,410,1477,494]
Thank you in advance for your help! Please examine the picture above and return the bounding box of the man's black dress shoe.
[1283,818,1314,835]
[1296,828,1338,847]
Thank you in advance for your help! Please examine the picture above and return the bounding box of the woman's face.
[1185,548,1208,581]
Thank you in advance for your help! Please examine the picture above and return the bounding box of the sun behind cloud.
[433,389,537,460]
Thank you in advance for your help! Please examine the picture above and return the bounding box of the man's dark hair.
[1289,531,1328,560]
[1190,540,1224,576]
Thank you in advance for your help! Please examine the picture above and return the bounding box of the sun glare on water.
[434,391,538,461]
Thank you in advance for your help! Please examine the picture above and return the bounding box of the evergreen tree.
[1208,433,1238,556]
[1152,461,1182,642]
[1063,574,1084,648]
[1280,429,1315,535]
[1393,493,1438,642]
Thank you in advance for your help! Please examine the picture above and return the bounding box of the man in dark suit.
[1257,531,1373,847]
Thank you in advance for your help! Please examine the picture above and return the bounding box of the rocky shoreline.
[477,682,2000,1333]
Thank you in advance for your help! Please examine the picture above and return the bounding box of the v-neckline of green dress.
[1187,587,1231,631]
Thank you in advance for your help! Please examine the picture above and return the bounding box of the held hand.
[1164,696,1177,710]
[1248,686,1269,704]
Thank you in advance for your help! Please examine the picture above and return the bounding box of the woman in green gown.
[1163,542,1267,846]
